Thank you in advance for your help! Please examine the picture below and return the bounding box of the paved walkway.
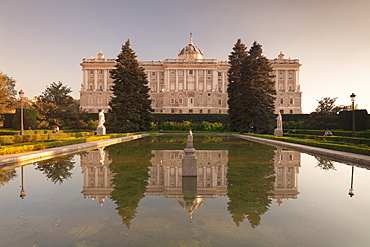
[1,133,369,168]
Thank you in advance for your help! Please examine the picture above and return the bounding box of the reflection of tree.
[106,141,151,229]
[34,155,75,184]
[0,169,17,187]
[315,156,336,171]
[227,141,275,228]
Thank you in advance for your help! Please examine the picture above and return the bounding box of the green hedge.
[288,129,370,138]
[338,110,368,131]
[152,121,226,132]
[12,108,37,130]
[249,134,370,156]
[152,113,229,123]
[3,114,14,128]
[0,132,94,145]
[0,133,133,155]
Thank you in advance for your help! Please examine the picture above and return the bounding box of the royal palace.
[80,37,302,114]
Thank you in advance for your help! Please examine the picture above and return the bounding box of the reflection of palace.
[80,148,114,206]
[271,148,301,205]
[79,146,301,208]
[147,150,228,197]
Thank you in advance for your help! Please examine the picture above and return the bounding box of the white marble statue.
[277,113,282,130]
[98,110,105,128]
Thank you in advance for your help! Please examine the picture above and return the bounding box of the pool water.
[1,135,370,246]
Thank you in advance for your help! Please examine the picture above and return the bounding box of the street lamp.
[20,166,26,199]
[19,90,25,135]
[350,93,356,137]
[348,165,355,197]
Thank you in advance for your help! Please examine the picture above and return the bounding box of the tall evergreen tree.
[108,40,153,132]
[228,41,276,133]
[227,39,248,131]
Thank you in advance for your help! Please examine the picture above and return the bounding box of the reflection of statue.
[99,147,105,165]
[98,110,105,128]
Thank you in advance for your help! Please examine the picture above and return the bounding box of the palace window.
[170,98,175,104]
[290,99,294,104]
[280,99,283,104]
[219,100,222,105]
[189,70,193,75]
[99,70,103,74]
[290,110,293,114]
[207,70,212,74]
[152,72,156,76]
[280,110,284,113]
[89,70,93,74]
[218,72,221,76]
[179,98,183,104]
[200,109,203,113]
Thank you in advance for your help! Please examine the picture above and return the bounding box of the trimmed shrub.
[338,110,368,131]
[12,108,37,130]
[152,113,229,124]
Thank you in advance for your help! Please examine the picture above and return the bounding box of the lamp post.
[348,165,354,197]
[350,93,356,137]
[20,166,26,199]
[19,90,25,135]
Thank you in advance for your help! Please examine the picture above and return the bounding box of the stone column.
[284,70,288,92]
[203,69,206,91]
[184,69,187,91]
[94,70,98,91]
[212,69,217,92]
[103,69,108,90]
[195,69,198,91]
[83,70,88,90]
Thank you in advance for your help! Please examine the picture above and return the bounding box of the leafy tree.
[0,72,17,113]
[34,155,75,184]
[305,97,345,129]
[228,41,276,133]
[0,169,17,188]
[108,40,153,132]
[33,81,88,129]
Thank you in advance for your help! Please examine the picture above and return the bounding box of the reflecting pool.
[1,135,370,246]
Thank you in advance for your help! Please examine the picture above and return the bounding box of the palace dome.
[178,34,204,60]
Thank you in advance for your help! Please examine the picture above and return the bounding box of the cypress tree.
[108,40,153,132]
[227,39,248,131]
[228,41,276,133]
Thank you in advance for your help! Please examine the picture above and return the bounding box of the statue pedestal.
[96,126,106,135]
[182,148,198,177]
[274,129,283,137]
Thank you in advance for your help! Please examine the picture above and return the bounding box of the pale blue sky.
[1,0,370,113]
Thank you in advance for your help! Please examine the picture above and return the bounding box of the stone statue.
[277,113,282,130]
[98,110,105,128]
[274,113,283,137]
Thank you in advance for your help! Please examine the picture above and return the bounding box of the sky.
[1,0,370,113]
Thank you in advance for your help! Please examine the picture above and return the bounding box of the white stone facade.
[80,39,302,114]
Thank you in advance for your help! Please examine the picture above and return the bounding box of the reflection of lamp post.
[20,166,26,199]
[348,166,354,197]
[19,90,25,135]
[350,93,356,137]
